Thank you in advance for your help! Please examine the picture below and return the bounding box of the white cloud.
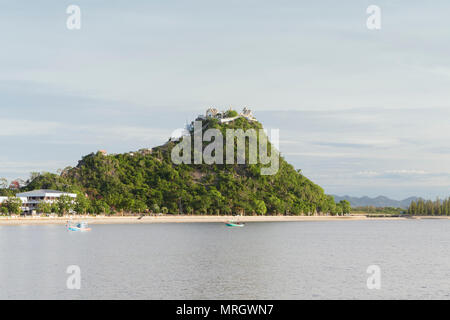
[357,171,380,177]
[0,119,63,136]
[0,160,68,175]
[385,169,428,175]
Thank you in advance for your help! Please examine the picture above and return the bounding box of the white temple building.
[202,107,256,123]
[15,189,77,214]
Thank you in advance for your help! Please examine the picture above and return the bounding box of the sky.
[1,0,450,199]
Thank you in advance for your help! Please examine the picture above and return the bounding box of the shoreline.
[0,214,448,226]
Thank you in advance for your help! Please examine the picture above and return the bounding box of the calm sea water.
[1,220,450,299]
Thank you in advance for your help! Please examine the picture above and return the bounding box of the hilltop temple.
[179,107,257,139]
[199,107,256,123]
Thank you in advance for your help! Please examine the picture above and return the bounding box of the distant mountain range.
[332,195,421,209]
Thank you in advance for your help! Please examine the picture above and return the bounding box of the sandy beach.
[0,214,444,226]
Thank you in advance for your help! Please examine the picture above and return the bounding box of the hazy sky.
[1,0,450,199]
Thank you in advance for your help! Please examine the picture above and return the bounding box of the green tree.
[254,199,267,215]
[339,200,351,215]
[93,199,111,215]
[408,201,417,215]
[5,197,22,215]
[267,195,284,215]
[56,195,74,215]
[74,194,90,214]
[50,203,59,214]
[37,201,52,214]
[133,199,147,213]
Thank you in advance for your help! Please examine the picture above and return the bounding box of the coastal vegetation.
[0,111,351,216]
[407,198,450,216]
[349,198,450,217]
[0,197,22,215]
[351,206,405,215]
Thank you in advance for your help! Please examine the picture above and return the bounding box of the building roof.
[16,189,77,198]
[0,196,28,203]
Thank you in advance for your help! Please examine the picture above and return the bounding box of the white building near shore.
[15,189,77,214]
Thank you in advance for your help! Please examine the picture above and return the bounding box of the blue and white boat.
[67,221,91,232]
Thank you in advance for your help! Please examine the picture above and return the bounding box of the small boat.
[226,221,245,227]
[67,221,91,232]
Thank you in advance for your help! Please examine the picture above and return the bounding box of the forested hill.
[23,112,347,215]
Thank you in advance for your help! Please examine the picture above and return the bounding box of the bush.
[151,204,160,213]
[225,110,238,117]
